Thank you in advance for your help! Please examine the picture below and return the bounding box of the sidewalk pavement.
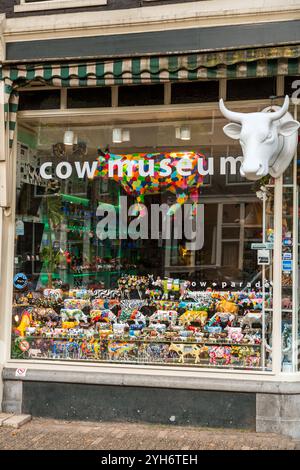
[0,417,298,450]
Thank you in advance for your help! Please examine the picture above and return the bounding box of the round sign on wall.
[13,273,28,290]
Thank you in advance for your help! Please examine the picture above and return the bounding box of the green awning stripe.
[60,64,70,87]
[9,121,16,131]
[9,103,19,113]
[113,60,124,86]
[95,62,105,86]
[168,55,179,81]
[9,69,20,82]
[25,68,36,81]
[246,62,257,78]
[132,58,141,85]
[78,63,87,86]
[267,59,278,77]
[150,57,160,82]
[187,55,198,81]
[43,65,53,82]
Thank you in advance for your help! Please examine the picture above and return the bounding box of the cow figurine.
[219,95,299,180]
[241,311,262,328]
[94,150,206,214]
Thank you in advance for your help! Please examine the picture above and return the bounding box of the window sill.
[15,0,107,14]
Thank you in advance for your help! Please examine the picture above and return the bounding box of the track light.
[112,128,130,143]
[112,128,122,143]
[64,130,75,146]
[122,129,130,142]
[175,126,191,141]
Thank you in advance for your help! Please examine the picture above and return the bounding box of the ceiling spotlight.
[64,130,75,146]
[112,128,123,143]
[176,126,191,141]
[112,128,131,143]
[122,129,130,142]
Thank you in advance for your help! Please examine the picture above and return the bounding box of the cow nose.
[241,163,260,175]
[242,162,261,173]
[256,164,266,176]
[240,161,265,180]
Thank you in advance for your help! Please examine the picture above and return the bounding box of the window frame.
[15,0,107,14]
[6,89,292,376]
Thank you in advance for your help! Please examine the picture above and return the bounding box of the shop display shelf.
[19,335,262,347]
[12,304,31,308]
[18,356,264,370]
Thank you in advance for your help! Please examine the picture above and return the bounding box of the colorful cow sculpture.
[94,151,206,213]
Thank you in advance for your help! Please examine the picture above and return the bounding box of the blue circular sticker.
[13,273,28,290]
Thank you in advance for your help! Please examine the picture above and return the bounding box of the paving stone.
[0,413,13,427]
[0,417,297,450]
[3,414,31,429]
[90,436,104,446]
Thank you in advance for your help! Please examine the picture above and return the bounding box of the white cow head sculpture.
[219,95,300,180]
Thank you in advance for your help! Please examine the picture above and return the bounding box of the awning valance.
[2,45,300,89]
[1,44,300,147]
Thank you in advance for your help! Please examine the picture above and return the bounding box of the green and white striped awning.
[1,44,300,148]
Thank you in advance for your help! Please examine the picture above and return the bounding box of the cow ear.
[223,123,242,140]
[278,120,300,137]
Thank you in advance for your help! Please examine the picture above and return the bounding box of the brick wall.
[0,0,14,17]
[0,0,202,18]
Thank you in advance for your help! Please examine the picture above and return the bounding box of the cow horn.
[268,95,289,121]
[219,99,243,123]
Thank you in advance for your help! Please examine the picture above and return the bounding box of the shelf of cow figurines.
[12,283,267,361]
[12,299,264,369]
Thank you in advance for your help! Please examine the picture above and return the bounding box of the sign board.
[16,220,24,236]
[13,272,28,290]
[251,242,273,250]
[257,249,270,265]
[282,259,293,272]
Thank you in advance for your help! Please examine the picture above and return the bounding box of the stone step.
[1,414,31,429]
[0,413,13,426]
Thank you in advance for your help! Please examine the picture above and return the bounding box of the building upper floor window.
[15,0,108,13]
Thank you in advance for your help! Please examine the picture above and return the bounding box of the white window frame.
[15,0,107,14]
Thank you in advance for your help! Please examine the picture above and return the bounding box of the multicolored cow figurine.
[94,150,206,214]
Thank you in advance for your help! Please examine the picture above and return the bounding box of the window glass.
[227,78,276,101]
[118,85,164,106]
[19,90,61,111]
[171,81,219,104]
[67,87,111,108]
[12,109,273,370]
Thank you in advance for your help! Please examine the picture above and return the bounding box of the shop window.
[227,77,276,101]
[18,90,61,111]
[67,87,112,108]
[171,81,219,104]
[11,112,274,371]
[118,84,164,106]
